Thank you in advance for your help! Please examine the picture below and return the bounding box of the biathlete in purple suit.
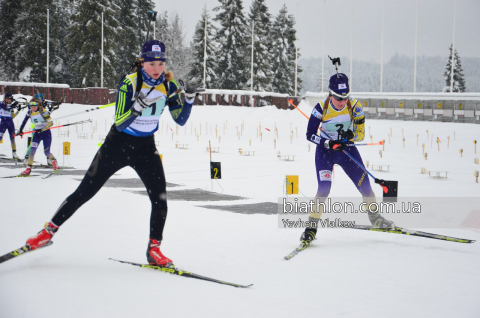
[300,73,395,246]
[17,101,59,175]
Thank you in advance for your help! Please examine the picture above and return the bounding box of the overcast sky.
[153,0,480,62]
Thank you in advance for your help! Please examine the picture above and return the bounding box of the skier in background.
[23,93,46,164]
[300,73,395,246]
[0,93,20,160]
[24,40,204,267]
[17,100,59,175]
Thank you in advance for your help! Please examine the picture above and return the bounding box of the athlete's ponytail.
[165,71,173,82]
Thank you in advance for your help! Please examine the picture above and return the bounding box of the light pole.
[350,0,354,90]
[101,12,104,88]
[413,0,419,92]
[380,0,385,92]
[321,0,326,92]
[294,42,298,96]
[250,20,254,91]
[47,9,49,84]
[449,0,457,93]
[203,17,207,89]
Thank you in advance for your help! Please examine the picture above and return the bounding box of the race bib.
[319,170,332,181]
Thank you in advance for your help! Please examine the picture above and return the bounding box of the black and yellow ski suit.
[50,70,193,240]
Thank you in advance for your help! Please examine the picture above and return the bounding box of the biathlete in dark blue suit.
[25,40,204,267]
[300,73,395,246]
[0,93,20,159]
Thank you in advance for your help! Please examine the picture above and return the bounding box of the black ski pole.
[145,10,158,42]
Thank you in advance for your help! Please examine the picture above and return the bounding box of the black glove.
[16,128,23,136]
[339,129,354,141]
[184,82,205,100]
[324,139,346,151]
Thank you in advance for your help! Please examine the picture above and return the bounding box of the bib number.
[325,121,350,134]
[141,99,166,117]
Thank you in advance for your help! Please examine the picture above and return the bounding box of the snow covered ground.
[1,98,479,318]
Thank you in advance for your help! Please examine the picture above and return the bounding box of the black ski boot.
[300,228,317,246]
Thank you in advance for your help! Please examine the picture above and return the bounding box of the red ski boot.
[51,159,58,171]
[26,222,59,250]
[146,239,173,267]
[21,165,32,176]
